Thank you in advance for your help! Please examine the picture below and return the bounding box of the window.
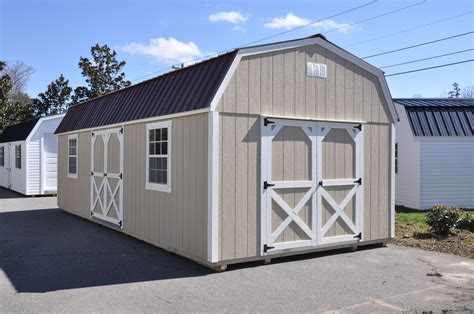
[395,143,398,174]
[68,135,78,178]
[146,121,171,192]
[0,146,4,167]
[15,145,21,169]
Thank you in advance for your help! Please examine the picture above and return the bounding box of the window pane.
[156,128,161,140]
[157,142,161,155]
[162,128,168,141]
[149,130,155,142]
[149,143,155,155]
[149,157,157,170]
[162,142,167,154]
[69,157,77,174]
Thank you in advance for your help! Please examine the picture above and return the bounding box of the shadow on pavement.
[0,186,30,199]
[0,208,211,293]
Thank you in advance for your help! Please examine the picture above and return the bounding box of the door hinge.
[264,117,275,127]
[263,244,275,252]
[91,131,95,137]
[119,127,123,134]
[354,124,362,131]
[118,220,122,227]
[119,173,123,180]
[91,171,94,176]
[354,178,362,185]
[91,211,94,216]
[104,173,107,177]
[263,181,275,189]
[319,180,324,187]
[354,232,362,240]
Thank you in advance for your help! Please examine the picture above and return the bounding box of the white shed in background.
[0,114,65,195]
[394,99,474,210]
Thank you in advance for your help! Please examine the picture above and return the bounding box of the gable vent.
[306,62,327,78]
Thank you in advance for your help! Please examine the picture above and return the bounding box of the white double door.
[261,118,364,255]
[90,127,124,228]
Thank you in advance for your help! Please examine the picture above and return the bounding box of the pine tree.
[33,74,72,116]
[72,44,131,104]
[448,82,461,98]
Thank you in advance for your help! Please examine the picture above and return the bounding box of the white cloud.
[312,19,353,33]
[264,13,354,33]
[209,11,247,24]
[264,13,310,29]
[123,37,203,63]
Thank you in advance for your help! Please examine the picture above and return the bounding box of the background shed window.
[68,136,78,176]
[0,147,4,167]
[395,143,398,174]
[146,121,172,192]
[15,145,21,169]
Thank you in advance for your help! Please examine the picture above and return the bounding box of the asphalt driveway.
[0,187,473,312]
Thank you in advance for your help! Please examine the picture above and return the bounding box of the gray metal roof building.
[394,98,474,136]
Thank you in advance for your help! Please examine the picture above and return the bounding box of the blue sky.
[1,0,473,98]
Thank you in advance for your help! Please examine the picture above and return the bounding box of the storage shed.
[0,114,64,195]
[55,34,397,269]
[394,98,474,210]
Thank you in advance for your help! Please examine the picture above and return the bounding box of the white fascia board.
[57,108,210,136]
[211,37,399,124]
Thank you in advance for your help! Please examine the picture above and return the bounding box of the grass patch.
[391,208,474,258]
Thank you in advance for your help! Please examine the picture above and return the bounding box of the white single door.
[261,118,318,254]
[42,133,58,192]
[316,122,364,245]
[90,127,124,228]
[261,118,364,255]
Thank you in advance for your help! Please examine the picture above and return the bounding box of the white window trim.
[15,144,21,169]
[146,120,172,193]
[68,134,79,179]
[0,145,4,167]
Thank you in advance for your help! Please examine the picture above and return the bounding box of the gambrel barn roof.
[56,34,397,134]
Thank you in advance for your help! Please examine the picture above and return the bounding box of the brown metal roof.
[0,118,40,143]
[55,50,238,133]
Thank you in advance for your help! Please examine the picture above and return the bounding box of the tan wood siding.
[58,113,209,263]
[216,45,392,124]
[216,44,392,261]
[57,132,91,218]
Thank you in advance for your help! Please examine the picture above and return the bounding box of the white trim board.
[207,111,219,263]
[57,108,210,136]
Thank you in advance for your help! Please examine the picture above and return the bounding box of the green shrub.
[425,205,460,236]
[457,211,474,232]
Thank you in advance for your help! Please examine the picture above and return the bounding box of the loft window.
[68,135,78,178]
[146,121,172,193]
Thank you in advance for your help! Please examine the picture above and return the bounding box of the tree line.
[0,44,130,132]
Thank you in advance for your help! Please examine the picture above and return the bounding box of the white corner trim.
[207,111,219,262]
[67,134,79,179]
[390,124,396,238]
[145,120,172,193]
[209,54,242,112]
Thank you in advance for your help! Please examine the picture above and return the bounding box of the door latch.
[263,244,275,252]
[263,181,275,189]
[264,117,275,127]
